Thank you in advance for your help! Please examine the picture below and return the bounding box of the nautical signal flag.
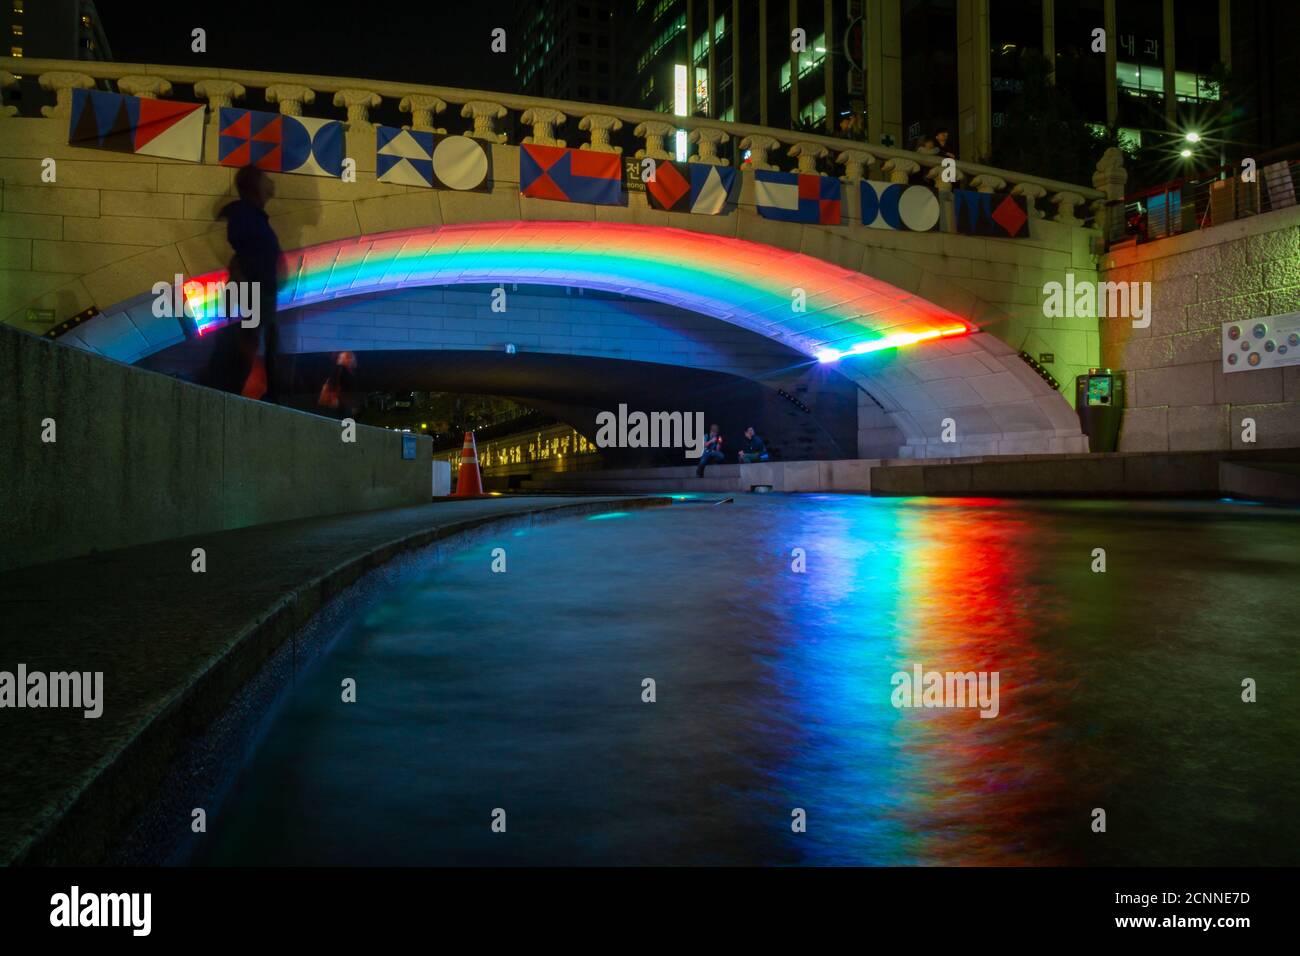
[860,181,941,231]
[644,160,738,215]
[953,189,1031,238]
[376,127,492,191]
[520,144,622,206]
[68,89,204,163]
[753,170,841,224]
[218,107,344,178]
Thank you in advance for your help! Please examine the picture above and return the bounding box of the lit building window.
[82,15,92,27]
[12,0,23,12]
[11,23,21,35]
[10,46,21,57]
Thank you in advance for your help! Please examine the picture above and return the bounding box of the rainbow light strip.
[815,325,971,362]
[183,221,973,359]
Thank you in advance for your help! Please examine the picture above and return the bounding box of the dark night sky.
[94,0,521,94]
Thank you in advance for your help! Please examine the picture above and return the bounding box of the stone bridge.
[0,58,1122,458]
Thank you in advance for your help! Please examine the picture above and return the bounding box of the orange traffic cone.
[454,431,484,497]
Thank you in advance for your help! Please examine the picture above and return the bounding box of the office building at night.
[612,1,1290,163]
[3,0,111,115]
[514,0,618,104]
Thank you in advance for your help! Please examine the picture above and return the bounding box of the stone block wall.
[1100,207,1300,451]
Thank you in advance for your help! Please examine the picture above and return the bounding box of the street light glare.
[1184,131,1201,143]
[1180,148,1193,158]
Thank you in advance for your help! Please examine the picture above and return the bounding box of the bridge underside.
[73,223,1087,458]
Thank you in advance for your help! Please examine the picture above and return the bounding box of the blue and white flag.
[753,170,841,224]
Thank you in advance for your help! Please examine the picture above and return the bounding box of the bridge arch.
[79,221,1085,458]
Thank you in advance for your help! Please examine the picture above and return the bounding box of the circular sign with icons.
[1248,352,1262,366]
[1228,352,1238,365]
[1290,333,1300,347]
[1280,345,1290,355]
[1241,340,1252,351]
[1228,325,1241,340]
[1265,340,1276,352]
[1253,323,1268,339]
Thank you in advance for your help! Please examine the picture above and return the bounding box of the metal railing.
[1118,148,1300,245]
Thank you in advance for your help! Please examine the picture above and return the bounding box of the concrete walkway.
[0,495,666,865]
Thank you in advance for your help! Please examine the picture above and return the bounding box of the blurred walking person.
[206,165,286,401]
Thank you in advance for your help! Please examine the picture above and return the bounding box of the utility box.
[1075,368,1125,453]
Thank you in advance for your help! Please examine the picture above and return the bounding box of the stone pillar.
[925,163,962,191]
[264,84,316,116]
[399,94,447,132]
[1091,147,1128,242]
[836,148,877,182]
[883,157,920,184]
[522,107,567,147]
[927,164,963,233]
[117,76,172,99]
[790,141,828,173]
[193,79,246,113]
[865,0,903,148]
[1051,190,1086,226]
[580,113,623,153]
[333,89,382,126]
[37,72,95,118]
[739,134,781,170]
[969,173,1007,193]
[955,0,991,162]
[635,120,675,160]
[690,127,730,165]
[461,101,508,143]
[1011,181,1048,219]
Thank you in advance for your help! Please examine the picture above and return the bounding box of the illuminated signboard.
[673,63,688,161]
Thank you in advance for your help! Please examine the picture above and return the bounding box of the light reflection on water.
[195,495,1300,866]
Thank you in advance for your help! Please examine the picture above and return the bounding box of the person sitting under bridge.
[737,427,769,464]
[695,424,725,477]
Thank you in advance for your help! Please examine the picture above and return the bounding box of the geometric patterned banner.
[860,181,941,231]
[519,144,623,205]
[68,89,205,163]
[644,160,738,215]
[753,170,842,224]
[217,107,344,178]
[952,189,1030,238]
[376,127,492,191]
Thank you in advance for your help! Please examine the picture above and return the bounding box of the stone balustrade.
[5,56,1110,227]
